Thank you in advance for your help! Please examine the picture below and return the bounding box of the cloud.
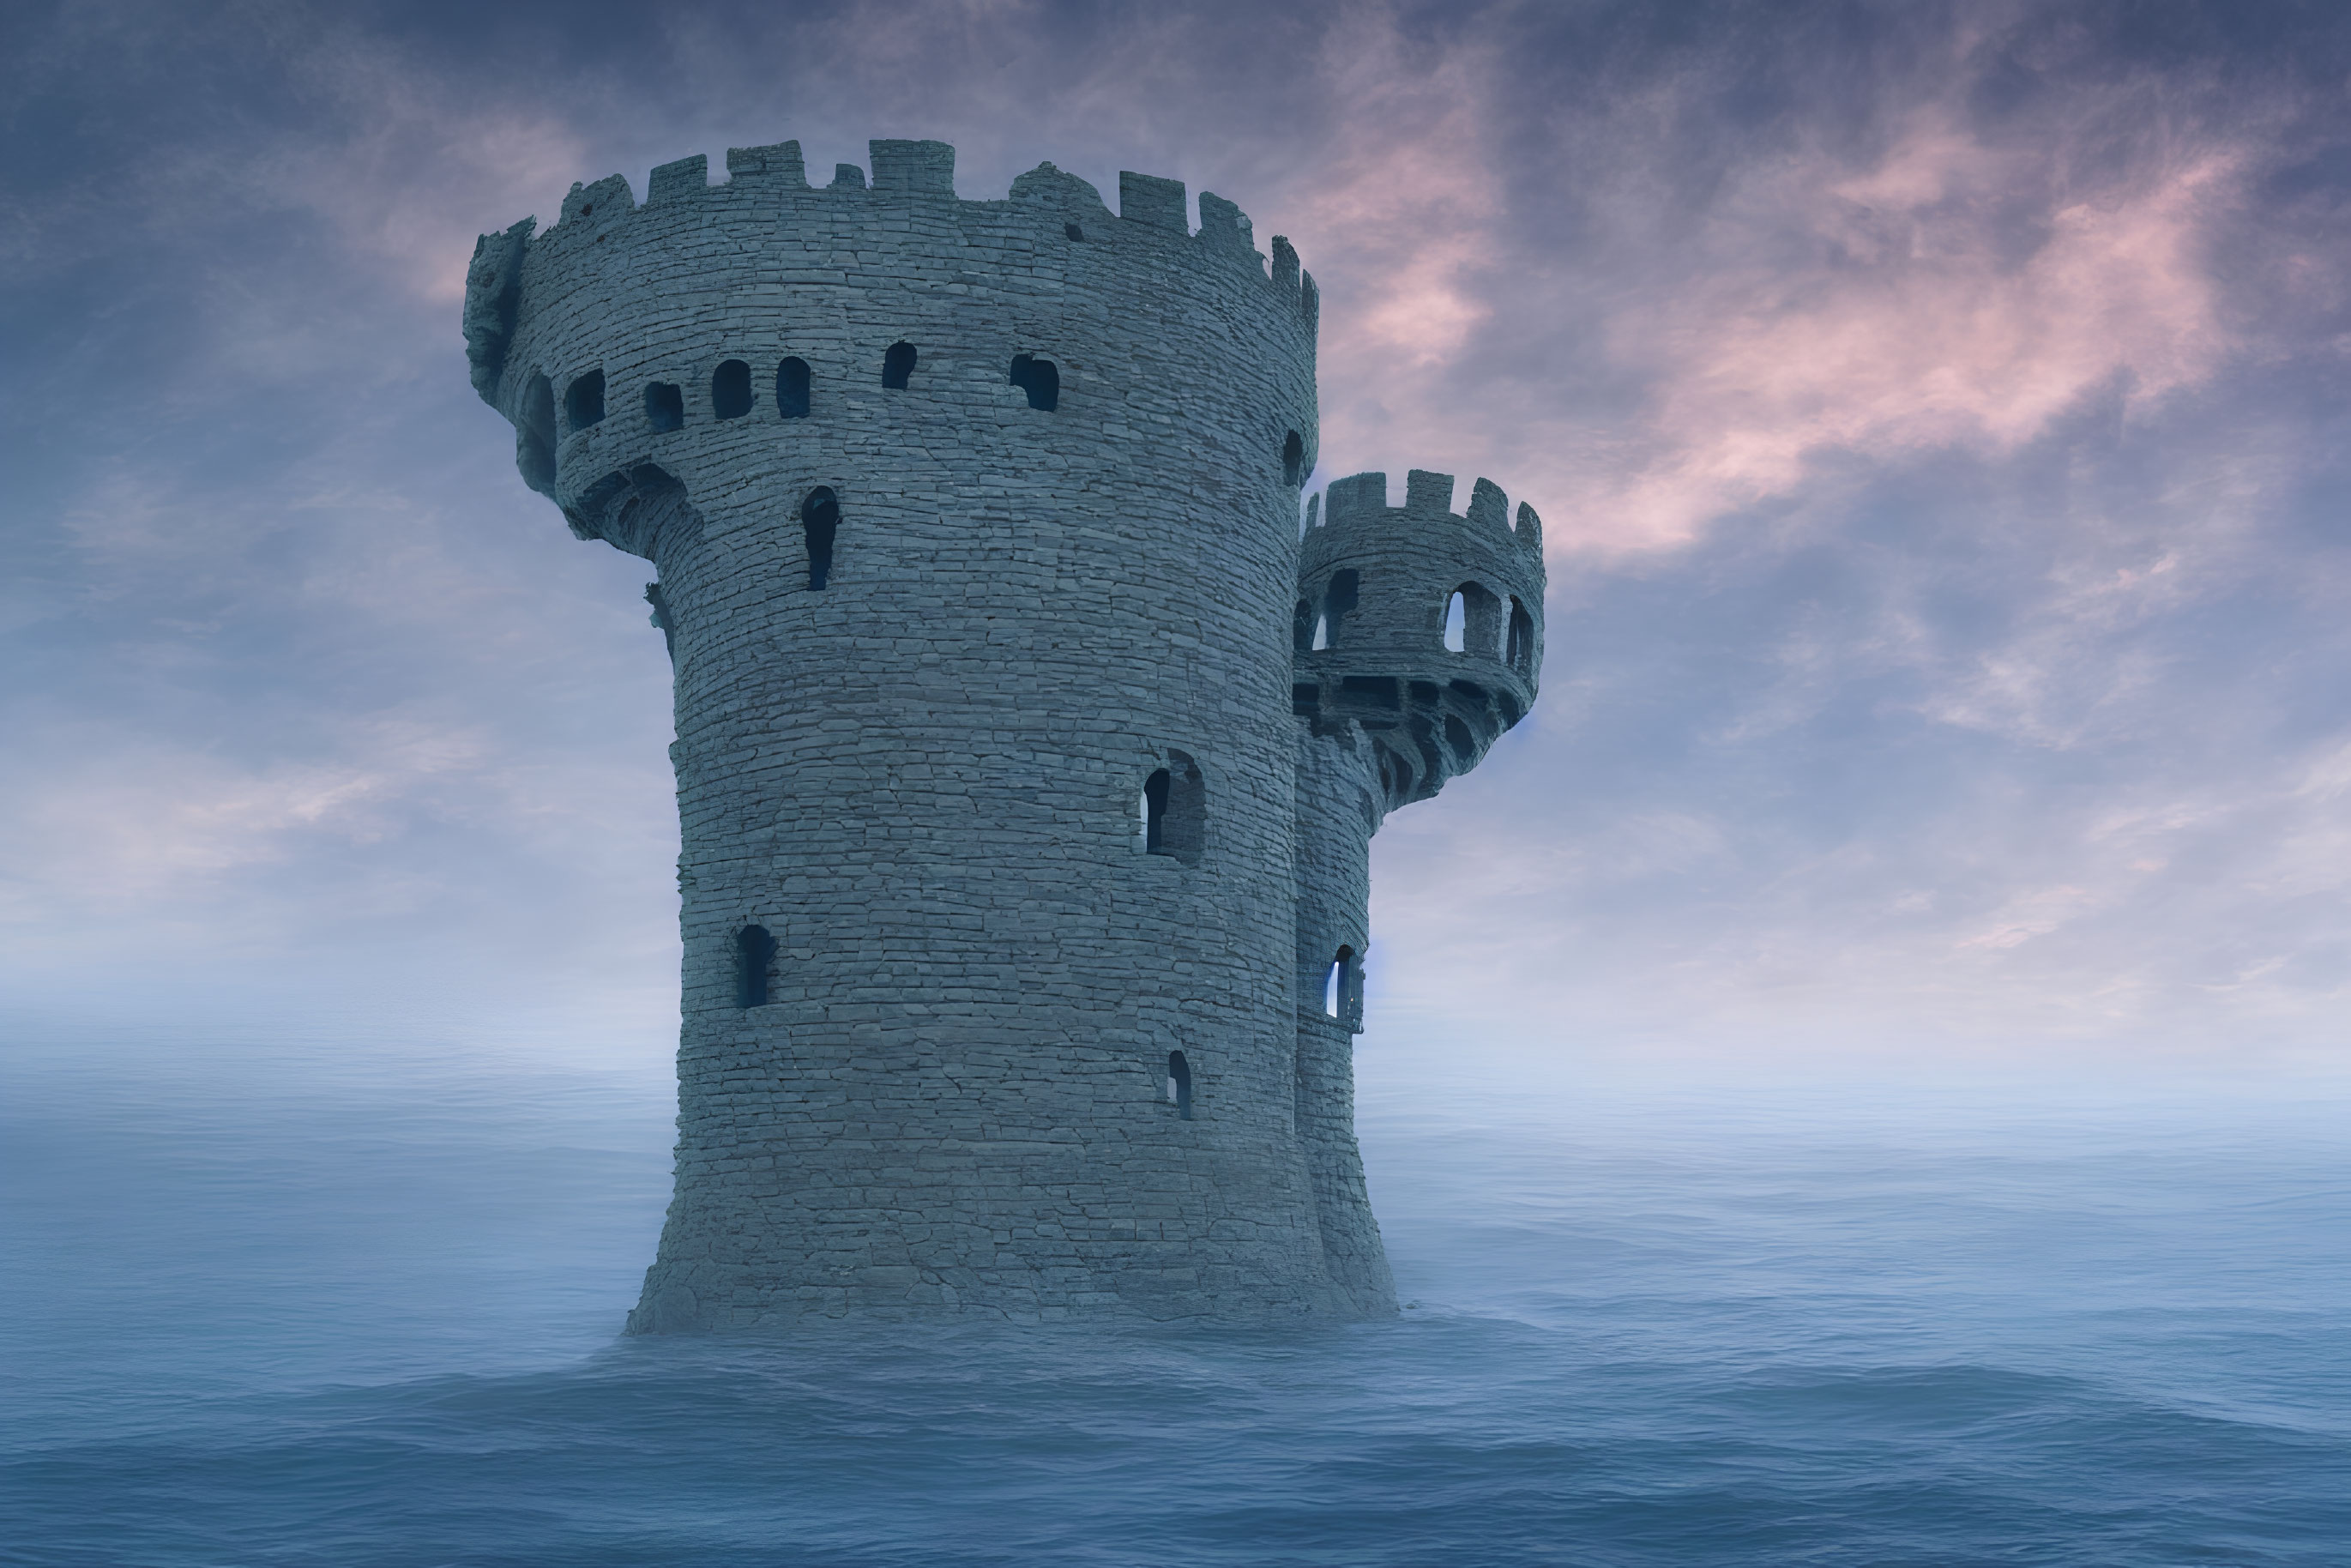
[1573,113,2241,552]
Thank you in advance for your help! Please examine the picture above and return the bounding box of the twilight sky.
[6,0,2351,1078]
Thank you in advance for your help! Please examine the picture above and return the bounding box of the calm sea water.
[3,1022,2345,1566]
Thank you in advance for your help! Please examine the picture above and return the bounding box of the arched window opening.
[776,358,811,419]
[564,369,605,431]
[1508,597,1534,672]
[711,359,753,420]
[1445,715,1477,763]
[1325,945,1354,1019]
[735,924,776,1008]
[1167,1050,1193,1120]
[1293,599,1315,654]
[1447,582,1502,656]
[1321,570,1359,646]
[882,341,918,389]
[644,381,684,432]
[519,373,558,490]
[1141,769,1171,853]
[1282,431,1305,487]
[1009,354,1059,412]
[1311,614,1330,651]
[1140,751,1207,865]
[801,486,840,590]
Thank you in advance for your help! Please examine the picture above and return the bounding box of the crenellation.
[726,140,809,184]
[1118,171,1188,232]
[869,138,956,196]
[648,154,709,203]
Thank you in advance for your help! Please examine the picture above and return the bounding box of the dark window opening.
[1282,430,1305,487]
[1142,769,1170,853]
[1009,353,1059,411]
[1140,751,1207,865]
[1293,682,1321,718]
[1508,597,1534,671]
[1341,675,1400,710]
[1444,590,1467,652]
[776,357,811,419]
[1409,680,1442,708]
[1065,221,1085,242]
[1321,570,1359,645]
[882,341,918,389]
[519,373,557,489]
[712,359,753,420]
[735,924,776,1008]
[644,381,683,432]
[802,486,840,589]
[1167,1050,1193,1119]
[564,369,605,430]
[1293,599,1315,653]
[1445,715,1477,763]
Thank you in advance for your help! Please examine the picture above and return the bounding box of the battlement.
[1309,469,1543,558]
[463,136,1324,533]
[465,138,1318,422]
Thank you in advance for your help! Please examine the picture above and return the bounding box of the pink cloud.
[1571,115,2240,552]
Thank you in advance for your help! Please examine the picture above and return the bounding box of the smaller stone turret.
[1287,469,1546,1315]
[1295,469,1546,811]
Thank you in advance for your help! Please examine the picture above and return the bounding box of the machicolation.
[462,137,1546,1329]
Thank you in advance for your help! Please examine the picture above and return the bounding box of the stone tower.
[461,138,1544,1329]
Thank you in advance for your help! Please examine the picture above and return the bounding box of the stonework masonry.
[461,138,1545,1329]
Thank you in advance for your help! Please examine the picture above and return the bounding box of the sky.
[6,0,2351,1083]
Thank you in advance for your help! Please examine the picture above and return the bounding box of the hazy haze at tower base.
[2,1023,2343,1566]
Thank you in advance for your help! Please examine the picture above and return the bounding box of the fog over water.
[7,0,2351,1559]
[5,1021,2346,1564]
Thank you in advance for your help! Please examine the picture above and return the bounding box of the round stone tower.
[461,137,1545,1329]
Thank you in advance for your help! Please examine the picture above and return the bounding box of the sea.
[3,1019,2345,1567]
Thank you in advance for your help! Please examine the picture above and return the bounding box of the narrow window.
[519,373,557,489]
[1009,354,1059,412]
[1322,570,1359,645]
[712,359,753,420]
[1444,590,1467,652]
[882,341,917,389]
[802,486,839,589]
[1325,946,1353,1018]
[565,369,605,431]
[1142,769,1171,853]
[1508,597,1534,672]
[776,358,811,419]
[1167,1050,1192,1120]
[1282,431,1305,487]
[1311,614,1329,651]
[735,924,776,1008]
[1142,751,1207,864]
[644,381,683,432]
[1293,599,1315,654]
